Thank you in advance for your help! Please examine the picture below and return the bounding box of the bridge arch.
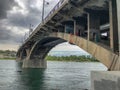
[22,37,66,68]
[50,32,119,70]
[16,48,27,61]
[21,32,119,70]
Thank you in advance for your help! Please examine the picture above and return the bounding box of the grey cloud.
[0,0,59,45]
[8,0,42,28]
[8,12,41,28]
[8,0,59,28]
[0,26,23,44]
[8,13,41,28]
[0,0,18,19]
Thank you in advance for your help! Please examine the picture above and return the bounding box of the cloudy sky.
[0,0,87,53]
[0,0,60,51]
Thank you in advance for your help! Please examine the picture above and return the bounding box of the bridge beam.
[55,25,64,33]
[116,0,120,55]
[87,12,100,42]
[63,21,74,34]
[74,20,76,35]
[109,0,119,53]
[73,16,87,37]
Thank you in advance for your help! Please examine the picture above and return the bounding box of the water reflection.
[16,63,46,90]
[22,69,45,90]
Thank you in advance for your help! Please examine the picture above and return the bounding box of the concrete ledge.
[91,71,120,90]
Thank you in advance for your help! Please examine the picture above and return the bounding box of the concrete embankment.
[91,71,120,90]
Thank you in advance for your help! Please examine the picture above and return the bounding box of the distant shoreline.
[0,58,16,60]
[46,55,99,62]
[0,55,99,62]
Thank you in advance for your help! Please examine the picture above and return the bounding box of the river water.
[0,60,107,90]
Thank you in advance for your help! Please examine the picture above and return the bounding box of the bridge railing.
[27,0,67,43]
[23,0,69,44]
[44,0,65,23]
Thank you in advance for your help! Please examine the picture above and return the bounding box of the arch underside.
[22,37,66,68]
[22,33,119,69]
[17,32,119,70]
[29,37,66,60]
[51,32,119,70]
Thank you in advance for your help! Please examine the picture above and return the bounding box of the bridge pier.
[16,52,23,62]
[21,48,47,68]
[25,48,31,57]
[16,49,27,62]
[22,59,47,68]
[109,0,119,53]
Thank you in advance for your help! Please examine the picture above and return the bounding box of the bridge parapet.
[25,0,69,45]
[44,0,68,23]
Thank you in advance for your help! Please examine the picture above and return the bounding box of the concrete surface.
[91,71,120,90]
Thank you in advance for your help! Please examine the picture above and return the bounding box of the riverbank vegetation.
[0,50,99,62]
[0,58,16,60]
[46,55,99,62]
[0,50,16,60]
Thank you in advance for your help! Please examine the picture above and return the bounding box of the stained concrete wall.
[91,71,120,90]
[116,0,120,54]
[55,32,119,70]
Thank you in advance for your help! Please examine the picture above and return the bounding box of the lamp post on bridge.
[29,24,33,36]
[42,0,49,22]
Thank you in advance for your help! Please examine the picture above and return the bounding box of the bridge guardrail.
[44,0,66,23]
[27,0,67,43]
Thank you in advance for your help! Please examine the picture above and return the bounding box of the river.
[0,60,107,90]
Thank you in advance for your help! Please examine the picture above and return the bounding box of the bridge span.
[16,0,120,71]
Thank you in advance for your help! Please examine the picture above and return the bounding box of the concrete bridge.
[16,0,120,71]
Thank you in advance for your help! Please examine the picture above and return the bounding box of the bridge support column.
[109,0,119,53]
[64,25,67,39]
[87,13,100,42]
[25,48,31,57]
[22,59,47,68]
[116,0,120,55]
[16,52,23,62]
[74,20,76,35]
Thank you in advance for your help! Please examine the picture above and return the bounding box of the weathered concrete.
[56,32,119,70]
[20,37,66,68]
[116,0,120,54]
[22,59,47,68]
[91,71,120,90]
[87,13,100,42]
[109,0,119,53]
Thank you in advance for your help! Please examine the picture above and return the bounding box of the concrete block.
[91,71,120,90]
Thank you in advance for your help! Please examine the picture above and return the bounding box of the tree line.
[0,50,16,59]
[46,55,99,62]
